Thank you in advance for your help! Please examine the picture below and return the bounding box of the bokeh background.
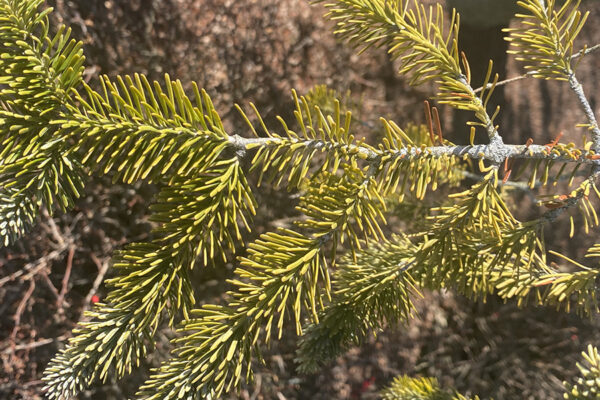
[1,0,600,398]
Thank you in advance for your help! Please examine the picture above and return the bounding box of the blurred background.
[1,0,600,398]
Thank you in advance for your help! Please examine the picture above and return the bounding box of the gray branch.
[229,134,600,167]
[568,73,600,154]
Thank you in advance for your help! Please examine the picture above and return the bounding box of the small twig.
[424,100,435,143]
[6,261,47,284]
[474,44,600,94]
[56,246,75,313]
[42,208,65,247]
[8,280,35,357]
[1,334,69,355]
[40,271,60,301]
[81,253,110,316]
[0,241,71,287]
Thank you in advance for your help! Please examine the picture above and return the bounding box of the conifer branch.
[491,262,600,317]
[0,0,86,244]
[380,375,479,400]
[43,159,257,399]
[316,0,504,144]
[539,171,600,227]
[0,0,597,398]
[0,187,37,245]
[296,235,419,373]
[232,134,600,166]
[135,165,386,399]
[470,241,600,318]
[506,0,600,151]
[410,171,521,294]
[61,75,232,184]
[563,344,600,399]
[297,170,599,373]
[505,0,588,79]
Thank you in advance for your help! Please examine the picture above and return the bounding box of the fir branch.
[375,122,465,199]
[237,93,464,201]
[43,159,256,399]
[61,73,600,200]
[506,0,600,151]
[0,0,84,110]
[60,75,231,184]
[0,0,86,245]
[2,0,598,398]
[236,89,372,189]
[492,267,600,316]
[538,171,600,230]
[233,131,600,172]
[480,221,543,273]
[505,0,588,80]
[135,165,386,399]
[316,0,504,144]
[296,235,419,373]
[380,375,478,400]
[412,171,518,293]
[563,344,600,399]
[0,187,37,246]
[488,241,600,317]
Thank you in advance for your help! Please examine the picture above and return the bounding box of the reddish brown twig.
[545,131,563,152]
[503,157,514,184]
[460,51,471,84]
[56,247,75,314]
[423,100,435,143]
[9,280,35,358]
[40,271,60,301]
[431,106,443,144]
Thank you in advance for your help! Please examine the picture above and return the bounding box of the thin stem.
[474,44,600,94]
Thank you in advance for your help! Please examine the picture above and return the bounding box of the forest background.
[1,0,600,399]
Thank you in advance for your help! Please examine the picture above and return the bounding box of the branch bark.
[568,73,600,154]
[229,134,600,167]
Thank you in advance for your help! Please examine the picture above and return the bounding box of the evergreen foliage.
[505,0,588,80]
[564,344,600,399]
[0,0,85,245]
[380,375,478,400]
[0,0,599,399]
